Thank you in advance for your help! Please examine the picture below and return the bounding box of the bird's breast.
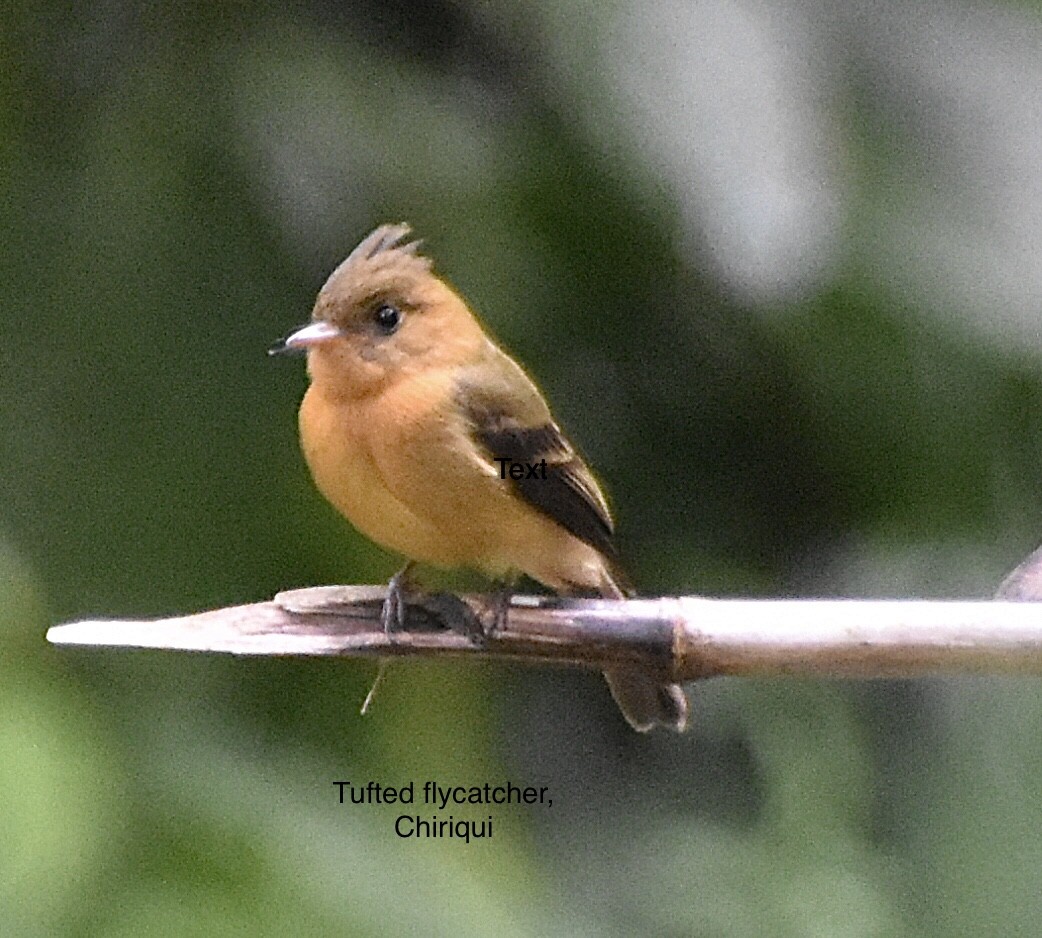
[297,372,612,588]
[298,376,496,567]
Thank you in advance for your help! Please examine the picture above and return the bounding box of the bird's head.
[271,224,485,398]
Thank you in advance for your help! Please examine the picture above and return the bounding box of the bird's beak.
[268,320,344,356]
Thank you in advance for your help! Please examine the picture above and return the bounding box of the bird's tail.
[597,568,688,733]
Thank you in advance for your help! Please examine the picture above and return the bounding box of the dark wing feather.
[457,361,620,565]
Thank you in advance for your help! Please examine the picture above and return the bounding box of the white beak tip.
[269,320,343,355]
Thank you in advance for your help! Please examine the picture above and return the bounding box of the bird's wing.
[454,348,620,565]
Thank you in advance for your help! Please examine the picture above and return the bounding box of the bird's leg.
[381,562,416,635]
[484,576,517,639]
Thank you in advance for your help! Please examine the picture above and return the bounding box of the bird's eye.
[373,303,402,334]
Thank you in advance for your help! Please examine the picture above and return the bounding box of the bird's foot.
[419,592,487,645]
[381,564,487,643]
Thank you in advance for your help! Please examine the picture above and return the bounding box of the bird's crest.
[349,223,423,262]
[336,223,432,279]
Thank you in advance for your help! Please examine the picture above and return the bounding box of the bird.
[270,223,687,732]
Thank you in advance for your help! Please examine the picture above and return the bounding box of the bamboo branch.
[45,584,1042,683]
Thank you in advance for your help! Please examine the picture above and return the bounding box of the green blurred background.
[6,1,1042,934]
